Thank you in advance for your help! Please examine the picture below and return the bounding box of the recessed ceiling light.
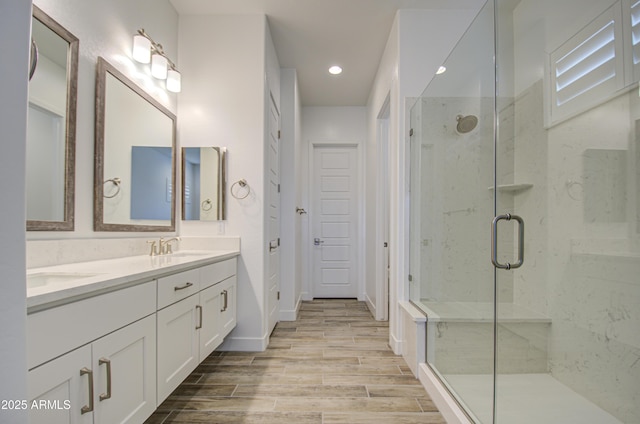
[329,65,343,75]
[436,66,447,75]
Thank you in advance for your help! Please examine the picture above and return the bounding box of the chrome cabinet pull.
[98,358,112,401]
[196,305,203,329]
[221,290,228,312]
[491,213,524,270]
[174,282,193,291]
[80,367,94,414]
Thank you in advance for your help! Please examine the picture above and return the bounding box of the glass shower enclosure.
[408,0,640,423]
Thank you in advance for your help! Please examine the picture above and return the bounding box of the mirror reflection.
[182,147,227,221]
[27,6,78,231]
[94,57,176,232]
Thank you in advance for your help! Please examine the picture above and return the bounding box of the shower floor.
[444,373,622,424]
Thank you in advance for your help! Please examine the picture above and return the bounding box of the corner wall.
[366,6,482,353]
[0,1,31,421]
[178,14,274,351]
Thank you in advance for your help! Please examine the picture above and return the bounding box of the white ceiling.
[170,0,482,106]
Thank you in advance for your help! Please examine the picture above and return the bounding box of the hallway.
[145,299,445,423]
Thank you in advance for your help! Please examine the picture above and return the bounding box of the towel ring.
[201,199,213,211]
[231,179,250,200]
[103,177,121,198]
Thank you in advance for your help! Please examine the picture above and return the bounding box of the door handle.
[314,238,324,246]
[269,241,278,251]
[80,367,94,414]
[98,358,112,401]
[195,305,203,329]
[491,213,524,270]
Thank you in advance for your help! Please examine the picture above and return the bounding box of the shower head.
[456,114,478,134]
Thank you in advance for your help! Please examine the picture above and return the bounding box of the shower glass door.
[410,0,640,423]
[494,0,638,423]
[408,2,497,422]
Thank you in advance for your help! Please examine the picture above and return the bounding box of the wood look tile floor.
[145,299,445,424]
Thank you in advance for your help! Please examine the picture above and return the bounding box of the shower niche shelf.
[488,183,533,193]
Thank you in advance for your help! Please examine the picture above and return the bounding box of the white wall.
[178,14,278,350]
[29,0,179,240]
[279,68,302,320]
[367,6,481,353]
[0,1,31,421]
[300,106,367,300]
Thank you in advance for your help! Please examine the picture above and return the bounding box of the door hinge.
[277,291,280,300]
[409,128,414,137]
[277,183,280,193]
[277,238,280,246]
[278,130,281,139]
[408,274,413,282]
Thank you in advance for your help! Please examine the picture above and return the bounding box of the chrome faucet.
[159,237,181,255]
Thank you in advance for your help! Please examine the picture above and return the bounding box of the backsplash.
[27,236,240,268]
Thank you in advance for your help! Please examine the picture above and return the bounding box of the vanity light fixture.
[132,28,181,92]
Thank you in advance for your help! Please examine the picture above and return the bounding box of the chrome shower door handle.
[491,213,524,270]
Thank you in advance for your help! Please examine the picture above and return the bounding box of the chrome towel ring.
[103,177,121,198]
[201,199,213,211]
[230,179,250,199]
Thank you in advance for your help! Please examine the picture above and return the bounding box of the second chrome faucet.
[147,237,181,256]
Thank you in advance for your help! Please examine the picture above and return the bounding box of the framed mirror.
[27,6,79,231]
[182,147,227,221]
[94,57,176,232]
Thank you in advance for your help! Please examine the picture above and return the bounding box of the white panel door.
[312,145,359,298]
[267,94,280,335]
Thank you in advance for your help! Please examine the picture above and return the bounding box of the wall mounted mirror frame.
[182,147,227,221]
[94,57,177,232]
[27,6,79,231]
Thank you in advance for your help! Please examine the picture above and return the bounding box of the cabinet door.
[28,345,93,424]
[218,276,237,339]
[156,294,199,404]
[198,285,222,362]
[92,314,156,424]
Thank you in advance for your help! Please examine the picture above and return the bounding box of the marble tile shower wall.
[513,80,639,422]
[420,97,513,303]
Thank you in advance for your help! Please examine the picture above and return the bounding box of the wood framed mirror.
[94,57,176,232]
[27,6,78,231]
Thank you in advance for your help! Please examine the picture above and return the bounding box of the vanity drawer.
[157,268,201,309]
[200,258,237,290]
[27,280,156,370]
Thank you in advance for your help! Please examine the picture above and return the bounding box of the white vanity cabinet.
[27,253,238,423]
[156,258,237,404]
[27,282,157,424]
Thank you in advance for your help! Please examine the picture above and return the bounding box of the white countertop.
[27,250,240,312]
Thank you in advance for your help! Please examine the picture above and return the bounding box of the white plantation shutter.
[549,3,624,125]
[630,0,640,80]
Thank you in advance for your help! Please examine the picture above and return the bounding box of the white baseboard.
[418,363,474,424]
[389,332,402,355]
[301,291,312,301]
[365,293,376,318]
[279,296,301,321]
[217,334,268,352]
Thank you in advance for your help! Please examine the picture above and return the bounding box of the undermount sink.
[27,272,100,289]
